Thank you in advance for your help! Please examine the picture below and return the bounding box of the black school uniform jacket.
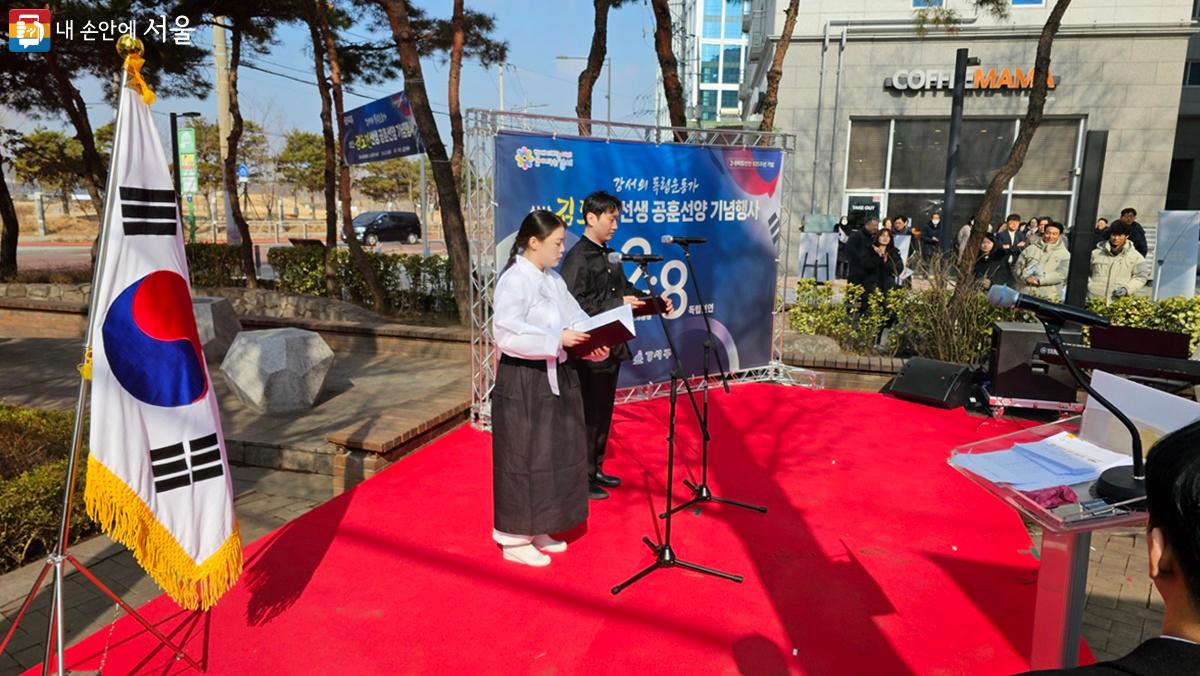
[560,235,648,371]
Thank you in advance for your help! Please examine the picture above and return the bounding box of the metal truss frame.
[466,109,797,429]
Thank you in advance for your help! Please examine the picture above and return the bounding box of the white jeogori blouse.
[493,255,590,396]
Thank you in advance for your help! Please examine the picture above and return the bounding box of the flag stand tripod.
[0,41,203,676]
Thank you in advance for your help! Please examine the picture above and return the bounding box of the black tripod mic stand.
[659,240,767,519]
[611,260,742,595]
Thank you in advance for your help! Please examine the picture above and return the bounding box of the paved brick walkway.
[1081,528,1164,662]
[0,465,332,674]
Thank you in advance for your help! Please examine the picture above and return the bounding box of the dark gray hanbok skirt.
[492,354,589,536]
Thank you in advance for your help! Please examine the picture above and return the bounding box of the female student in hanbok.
[492,210,609,567]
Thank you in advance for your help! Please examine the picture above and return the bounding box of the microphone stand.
[1039,318,1145,502]
[612,260,742,595]
[660,241,767,518]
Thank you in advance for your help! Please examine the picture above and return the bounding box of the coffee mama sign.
[886,67,1058,91]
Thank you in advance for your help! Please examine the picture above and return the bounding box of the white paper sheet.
[1080,370,1200,456]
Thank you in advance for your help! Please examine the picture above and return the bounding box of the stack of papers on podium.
[950,432,1129,492]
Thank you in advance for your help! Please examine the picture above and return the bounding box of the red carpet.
[36,384,1083,674]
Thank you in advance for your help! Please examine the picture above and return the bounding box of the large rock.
[192,296,242,364]
[220,328,334,414]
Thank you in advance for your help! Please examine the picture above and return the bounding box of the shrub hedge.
[0,405,95,573]
[184,243,457,316]
[268,246,456,316]
[1086,294,1200,352]
[185,242,245,288]
[787,280,1020,363]
[789,281,1200,363]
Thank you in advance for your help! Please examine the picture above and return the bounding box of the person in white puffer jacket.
[1088,220,1150,301]
[1015,221,1071,301]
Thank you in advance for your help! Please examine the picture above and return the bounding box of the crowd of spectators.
[837,207,1152,312]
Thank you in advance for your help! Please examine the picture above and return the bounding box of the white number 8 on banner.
[620,237,688,320]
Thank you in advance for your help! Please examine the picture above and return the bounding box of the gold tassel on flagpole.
[117,34,156,105]
[77,347,92,381]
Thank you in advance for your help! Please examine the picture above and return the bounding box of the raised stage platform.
[31,383,1083,675]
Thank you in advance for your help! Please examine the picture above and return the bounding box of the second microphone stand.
[612,260,742,595]
[1040,319,1145,502]
[660,241,767,519]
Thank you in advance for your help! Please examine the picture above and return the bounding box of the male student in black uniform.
[561,191,672,500]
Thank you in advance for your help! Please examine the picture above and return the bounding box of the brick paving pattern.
[0,466,332,674]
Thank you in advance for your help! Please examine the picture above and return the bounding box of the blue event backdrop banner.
[341,92,422,165]
[494,131,784,388]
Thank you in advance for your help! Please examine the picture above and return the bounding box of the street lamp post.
[556,55,611,126]
[170,111,201,238]
[942,48,981,253]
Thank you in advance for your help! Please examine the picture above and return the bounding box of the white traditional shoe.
[502,543,551,567]
[533,534,567,553]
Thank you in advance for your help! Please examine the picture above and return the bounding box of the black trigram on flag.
[120,186,178,236]
[149,433,224,494]
[768,212,781,249]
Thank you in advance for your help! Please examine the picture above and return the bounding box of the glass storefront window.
[847,121,888,189]
[845,117,1080,232]
[890,120,949,190]
[1013,120,1077,192]
[883,193,983,230]
[957,120,1015,189]
[700,44,719,84]
[722,46,742,84]
[1010,195,1071,226]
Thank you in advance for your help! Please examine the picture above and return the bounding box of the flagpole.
[35,40,133,676]
[0,36,200,676]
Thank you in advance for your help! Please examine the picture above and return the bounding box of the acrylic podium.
[949,416,1147,670]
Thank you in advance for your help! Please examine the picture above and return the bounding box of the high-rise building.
[666,0,750,126]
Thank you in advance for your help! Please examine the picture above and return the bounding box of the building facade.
[740,0,1198,239]
[668,0,751,125]
[1169,1,1200,209]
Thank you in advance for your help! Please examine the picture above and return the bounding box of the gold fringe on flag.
[117,34,156,106]
[84,455,243,610]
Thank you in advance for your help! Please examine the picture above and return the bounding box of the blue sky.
[16,1,666,153]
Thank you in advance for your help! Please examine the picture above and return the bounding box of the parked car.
[346,210,421,246]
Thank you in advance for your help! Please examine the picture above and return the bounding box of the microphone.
[661,234,708,246]
[607,251,663,265]
[986,285,1110,328]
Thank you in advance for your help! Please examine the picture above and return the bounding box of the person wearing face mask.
[919,212,944,261]
[492,210,611,567]
[1087,220,1149,301]
[1015,221,1071,301]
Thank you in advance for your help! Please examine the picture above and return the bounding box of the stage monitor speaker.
[989,321,1080,402]
[888,357,977,409]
